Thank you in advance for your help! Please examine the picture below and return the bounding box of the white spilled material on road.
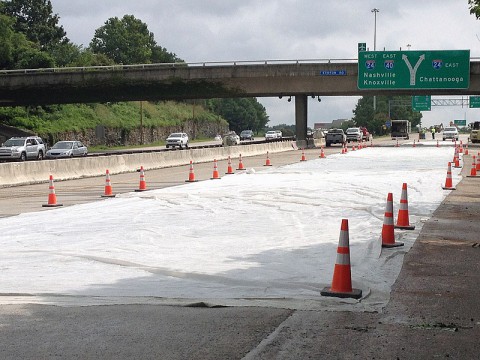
[0,147,460,311]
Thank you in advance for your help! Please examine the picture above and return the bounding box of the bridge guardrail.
[0,58,361,76]
[2,57,480,76]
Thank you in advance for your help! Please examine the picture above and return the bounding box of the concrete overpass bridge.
[1,59,480,143]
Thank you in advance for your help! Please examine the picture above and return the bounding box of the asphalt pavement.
[1,136,479,359]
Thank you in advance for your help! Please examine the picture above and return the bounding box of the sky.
[49,0,480,128]
[0,144,460,310]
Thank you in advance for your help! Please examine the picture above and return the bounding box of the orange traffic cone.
[370,138,373,147]
[42,175,63,207]
[321,219,362,299]
[344,144,348,153]
[264,151,272,166]
[382,193,404,248]
[101,169,115,198]
[135,166,147,191]
[211,159,221,180]
[186,160,198,182]
[396,139,399,147]
[453,147,461,168]
[341,146,345,154]
[459,141,464,153]
[300,148,307,161]
[237,154,246,170]
[352,145,356,151]
[467,155,478,177]
[465,144,469,155]
[436,140,439,148]
[442,162,456,190]
[319,146,326,158]
[225,156,235,174]
[477,152,480,171]
[395,183,415,230]
[413,139,416,148]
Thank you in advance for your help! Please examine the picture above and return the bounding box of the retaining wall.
[0,140,299,187]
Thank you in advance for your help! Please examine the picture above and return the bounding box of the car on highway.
[166,132,189,149]
[0,136,46,161]
[442,127,459,141]
[240,130,254,141]
[345,127,363,142]
[46,141,88,159]
[275,130,283,139]
[222,131,241,146]
[265,130,279,140]
[325,128,346,146]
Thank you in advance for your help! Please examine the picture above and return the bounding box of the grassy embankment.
[1,101,228,150]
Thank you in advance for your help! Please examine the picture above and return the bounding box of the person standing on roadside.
[431,127,436,139]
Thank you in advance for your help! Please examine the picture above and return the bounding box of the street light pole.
[371,8,379,51]
[371,8,379,111]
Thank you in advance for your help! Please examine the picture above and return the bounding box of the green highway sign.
[469,96,480,108]
[412,95,431,111]
[454,119,467,126]
[358,50,470,89]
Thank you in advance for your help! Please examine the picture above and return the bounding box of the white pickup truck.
[325,129,346,147]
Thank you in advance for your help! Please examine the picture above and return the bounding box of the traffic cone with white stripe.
[101,169,115,197]
[237,154,246,170]
[467,155,478,177]
[264,151,272,166]
[225,156,235,174]
[395,183,415,230]
[300,148,307,161]
[321,219,362,299]
[42,175,63,207]
[453,147,461,168]
[442,162,456,190]
[476,152,480,171]
[211,159,221,179]
[464,144,469,155]
[186,160,198,182]
[382,192,404,248]
[319,146,326,158]
[135,166,147,191]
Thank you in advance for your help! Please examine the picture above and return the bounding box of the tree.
[469,0,480,18]
[352,96,422,135]
[207,98,269,133]
[0,13,14,68]
[1,0,68,50]
[90,15,156,65]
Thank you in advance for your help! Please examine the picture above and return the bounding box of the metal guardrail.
[1,57,480,76]
[0,59,359,76]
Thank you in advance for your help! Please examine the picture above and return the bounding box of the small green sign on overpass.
[469,96,480,108]
[358,50,470,90]
[454,119,467,126]
[412,95,431,111]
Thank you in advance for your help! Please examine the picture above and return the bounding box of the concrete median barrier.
[0,140,296,187]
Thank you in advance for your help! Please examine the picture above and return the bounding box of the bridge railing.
[0,58,359,76]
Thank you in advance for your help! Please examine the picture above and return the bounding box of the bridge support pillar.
[295,95,308,149]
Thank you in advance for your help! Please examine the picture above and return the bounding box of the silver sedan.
[46,141,88,158]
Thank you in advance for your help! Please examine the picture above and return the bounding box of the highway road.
[1,133,478,360]
[0,134,471,218]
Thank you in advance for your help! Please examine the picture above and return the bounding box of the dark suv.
[0,136,46,161]
[240,130,254,141]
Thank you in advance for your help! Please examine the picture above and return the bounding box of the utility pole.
[372,8,379,112]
